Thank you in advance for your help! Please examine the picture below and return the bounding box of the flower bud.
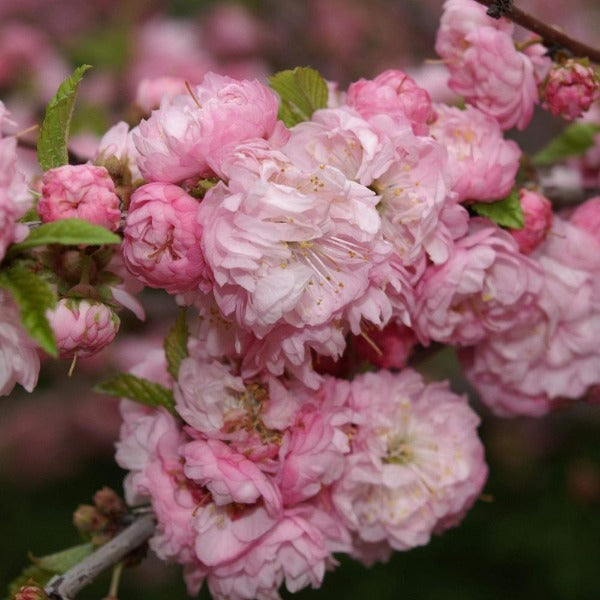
[93,487,126,517]
[542,59,600,121]
[38,164,121,231]
[73,504,108,534]
[509,189,553,254]
[47,299,120,359]
[13,583,48,600]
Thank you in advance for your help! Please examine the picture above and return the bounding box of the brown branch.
[44,513,156,600]
[473,0,600,64]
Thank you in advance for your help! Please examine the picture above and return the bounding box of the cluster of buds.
[73,487,128,545]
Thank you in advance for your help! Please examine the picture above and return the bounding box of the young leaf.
[95,373,177,415]
[7,564,54,598]
[164,308,189,380]
[30,543,94,573]
[533,123,600,167]
[37,64,93,171]
[0,265,58,356]
[471,190,524,230]
[269,67,328,127]
[9,218,120,255]
[7,543,94,597]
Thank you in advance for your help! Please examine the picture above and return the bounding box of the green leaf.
[6,543,94,598]
[95,373,177,415]
[471,190,524,230]
[30,542,94,573]
[37,64,93,171]
[269,67,328,127]
[0,265,58,356]
[533,123,600,167]
[164,308,189,380]
[9,219,120,255]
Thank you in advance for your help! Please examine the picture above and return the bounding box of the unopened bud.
[542,59,600,121]
[13,582,48,600]
[73,504,108,534]
[93,487,126,518]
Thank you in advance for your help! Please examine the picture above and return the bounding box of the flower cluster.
[116,347,486,599]
[2,0,600,596]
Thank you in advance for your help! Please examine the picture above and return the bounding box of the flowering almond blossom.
[413,218,544,346]
[462,216,600,416]
[0,290,40,396]
[331,369,487,554]
[133,74,281,183]
[38,164,121,231]
[430,104,521,203]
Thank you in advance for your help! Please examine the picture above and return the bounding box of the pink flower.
[509,189,553,254]
[346,69,435,135]
[135,77,188,114]
[282,106,396,186]
[370,122,456,266]
[542,59,599,121]
[122,183,208,294]
[0,290,40,396]
[430,104,521,202]
[183,438,282,515]
[175,357,246,434]
[435,0,513,66]
[440,21,537,130]
[570,196,600,244]
[331,369,487,553]
[353,322,417,370]
[38,164,121,231]
[0,131,32,261]
[204,506,349,600]
[133,73,281,183]
[277,401,350,505]
[240,321,348,390]
[95,121,142,183]
[47,299,120,359]
[198,147,391,336]
[462,217,600,416]
[413,218,544,346]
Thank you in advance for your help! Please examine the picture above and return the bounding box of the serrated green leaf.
[472,190,524,229]
[95,373,177,415]
[0,265,58,356]
[533,123,600,167]
[37,64,93,171]
[269,67,328,127]
[9,219,120,255]
[164,308,189,380]
[31,542,94,573]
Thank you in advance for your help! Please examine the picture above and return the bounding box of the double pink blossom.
[0,290,40,396]
[413,218,544,346]
[133,73,281,183]
[122,183,208,294]
[331,369,487,554]
[346,69,435,136]
[430,104,521,202]
[38,164,121,231]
